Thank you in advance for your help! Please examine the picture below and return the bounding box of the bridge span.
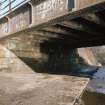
[0,0,105,47]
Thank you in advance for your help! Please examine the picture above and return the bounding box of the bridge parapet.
[32,0,74,25]
[0,0,75,38]
[76,0,105,9]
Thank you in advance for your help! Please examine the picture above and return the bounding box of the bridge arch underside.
[28,8,105,48]
[1,1,105,74]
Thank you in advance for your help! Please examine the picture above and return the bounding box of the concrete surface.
[0,73,89,105]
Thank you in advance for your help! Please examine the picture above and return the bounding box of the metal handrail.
[0,0,29,18]
[0,0,8,4]
[0,0,16,10]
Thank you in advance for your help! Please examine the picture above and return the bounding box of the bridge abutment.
[0,33,99,74]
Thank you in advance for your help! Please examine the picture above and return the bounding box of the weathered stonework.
[0,33,99,74]
[76,0,105,9]
[9,5,31,33]
[33,0,69,25]
[0,44,34,73]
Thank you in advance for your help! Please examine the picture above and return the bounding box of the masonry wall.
[0,33,99,74]
[76,0,105,9]
[0,44,34,73]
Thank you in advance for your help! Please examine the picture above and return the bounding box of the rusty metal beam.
[59,19,105,37]
[41,26,79,40]
[82,13,105,28]
[29,30,79,43]
[55,24,98,39]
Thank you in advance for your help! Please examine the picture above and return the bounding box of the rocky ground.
[0,73,88,105]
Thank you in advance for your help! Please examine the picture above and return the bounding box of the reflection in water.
[81,67,105,105]
[82,90,105,105]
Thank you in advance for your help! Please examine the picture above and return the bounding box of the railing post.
[9,0,11,12]
[0,2,1,16]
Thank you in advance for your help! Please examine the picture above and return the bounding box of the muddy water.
[82,90,105,105]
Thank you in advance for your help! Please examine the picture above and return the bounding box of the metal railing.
[0,0,30,19]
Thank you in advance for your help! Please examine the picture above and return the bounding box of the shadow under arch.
[17,40,98,77]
